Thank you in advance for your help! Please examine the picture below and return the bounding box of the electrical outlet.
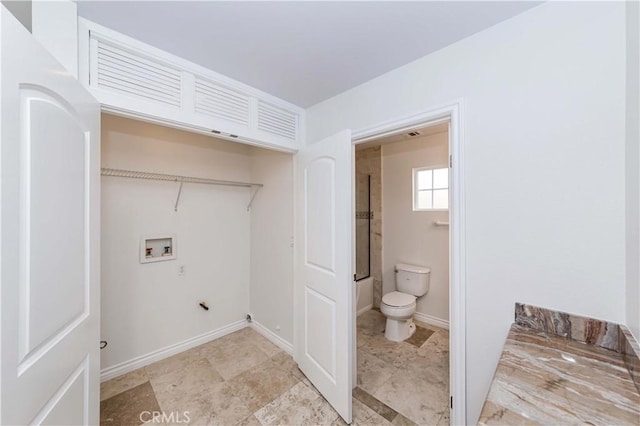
[178,265,186,276]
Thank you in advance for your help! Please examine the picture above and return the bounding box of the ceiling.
[77,1,541,108]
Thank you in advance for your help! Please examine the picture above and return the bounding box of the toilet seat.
[380,291,416,323]
[382,291,416,307]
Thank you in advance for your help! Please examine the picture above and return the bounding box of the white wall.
[31,0,77,77]
[306,3,627,423]
[382,132,449,324]
[626,0,640,341]
[249,148,294,345]
[101,114,252,370]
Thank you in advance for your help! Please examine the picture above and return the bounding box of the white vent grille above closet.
[257,101,298,141]
[81,18,304,151]
[94,37,182,108]
[194,78,250,126]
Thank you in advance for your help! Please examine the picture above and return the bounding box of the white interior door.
[1,7,100,425]
[294,130,353,423]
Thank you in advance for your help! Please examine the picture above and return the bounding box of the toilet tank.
[395,263,430,296]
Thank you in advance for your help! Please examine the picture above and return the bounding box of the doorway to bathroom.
[352,108,462,425]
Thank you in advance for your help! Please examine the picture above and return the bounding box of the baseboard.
[414,312,449,330]
[250,320,293,355]
[357,304,373,317]
[100,319,247,382]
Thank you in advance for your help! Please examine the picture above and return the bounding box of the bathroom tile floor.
[100,310,449,426]
[356,310,450,426]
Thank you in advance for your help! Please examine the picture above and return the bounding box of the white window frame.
[413,165,449,211]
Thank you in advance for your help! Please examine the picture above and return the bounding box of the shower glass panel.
[355,173,371,281]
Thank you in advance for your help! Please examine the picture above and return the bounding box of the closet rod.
[101,168,263,212]
[101,168,263,188]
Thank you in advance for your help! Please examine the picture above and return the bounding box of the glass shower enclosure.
[355,173,371,281]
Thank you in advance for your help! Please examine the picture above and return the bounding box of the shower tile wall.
[356,146,383,307]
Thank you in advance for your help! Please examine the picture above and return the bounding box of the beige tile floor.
[100,310,449,426]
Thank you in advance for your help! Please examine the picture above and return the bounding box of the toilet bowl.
[381,291,417,341]
[381,264,430,342]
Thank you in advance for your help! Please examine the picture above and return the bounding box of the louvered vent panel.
[257,101,298,141]
[194,79,250,126]
[95,39,182,108]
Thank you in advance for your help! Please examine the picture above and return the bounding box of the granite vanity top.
[478,304,640,425]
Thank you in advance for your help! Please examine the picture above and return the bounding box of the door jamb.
[351,99,466,425]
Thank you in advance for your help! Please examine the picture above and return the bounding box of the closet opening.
[99,113,298,424]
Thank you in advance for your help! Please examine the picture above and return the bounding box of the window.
[413,167,449,210]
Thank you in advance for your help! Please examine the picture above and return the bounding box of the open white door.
[1,7,100,425]
[294,130,353,423]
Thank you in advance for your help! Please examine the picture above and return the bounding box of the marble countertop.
[478,324,640,425]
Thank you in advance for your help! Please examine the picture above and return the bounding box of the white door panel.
[305,288,336,377]
[305,157,336,272]
[20,88,89,363]
[36,359,88,426]
[295,130,352,423]
[1,6,100,425]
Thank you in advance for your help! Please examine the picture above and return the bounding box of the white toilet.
[380,263,431,342]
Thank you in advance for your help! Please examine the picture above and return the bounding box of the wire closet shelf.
[101,168,263,212]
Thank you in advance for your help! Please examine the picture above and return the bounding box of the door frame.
[351,99,466,425]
